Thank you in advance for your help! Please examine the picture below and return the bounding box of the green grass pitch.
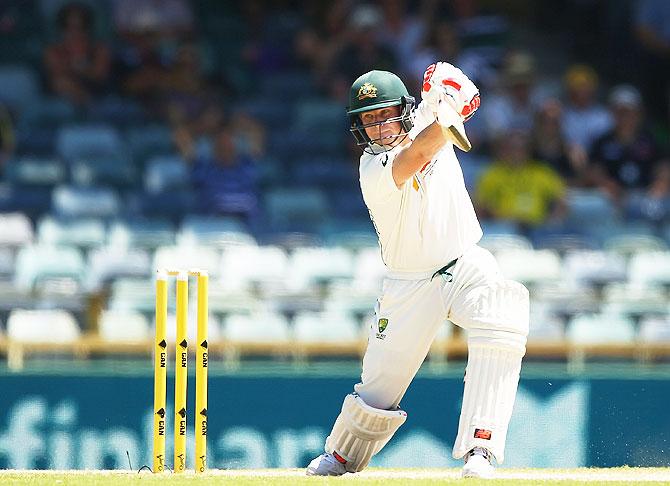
[1,468,670,485]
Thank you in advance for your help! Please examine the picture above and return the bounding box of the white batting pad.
[452,335,526,463]
[325,393,407,472]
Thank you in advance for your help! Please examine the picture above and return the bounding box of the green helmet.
[347,70,415,154]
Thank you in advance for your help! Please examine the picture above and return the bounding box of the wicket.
[153,269,209,473]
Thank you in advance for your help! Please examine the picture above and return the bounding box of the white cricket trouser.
[353,244,528,462]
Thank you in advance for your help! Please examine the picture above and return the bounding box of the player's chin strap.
[325,393,407,473]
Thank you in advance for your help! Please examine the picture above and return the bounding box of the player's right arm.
[391,120,448,188]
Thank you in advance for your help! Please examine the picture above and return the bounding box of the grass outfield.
[1,468,670,485]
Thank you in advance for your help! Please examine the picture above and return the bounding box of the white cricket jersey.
[359,142,482,275]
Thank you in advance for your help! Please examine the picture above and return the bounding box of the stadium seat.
[107,278,155,313]
[20,97,76,129]
[14,245,85,292]
[4,157,67,187]
[0,184,52,219]
[56,125,123,161]
[602,283,668,317]
[0,65,39,111]
[479,234,532,254]
[219,245,288,290]
[628,252,670,286]
[639,316,670,343]
[293,311,361,343]
[479,219,520,237]
[98,310,150,342]
[136,189,196,222]
[293,99,345,132]
[6,309,80,343]
[52,185,120,219]
[178,215,256,248]
[0,247,15,280]
[319,220,378,250]
[288,247,354,290]
[496,249,561,285]
[37,216,106,249]
[126,125,174,165]
[88,96,145,127]
[264,188,329,231]
[567,314,636,344]
[86,247,151,291]
[144,155,190,194]
[564,189,617,227]
[223,312,291,343]
[528,301,565,341]
[531,283,600,316]
[207,283,259,316]
[153,245,220,277]
[0,213,34,246]
[604,235,667,256]
[107,219,176,249]
[563,250,627,286]
[352,247,387,292]
[70,156,137,188]
[165,311,221,343]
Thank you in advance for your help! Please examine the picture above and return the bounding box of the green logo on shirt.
[378,318,388,333]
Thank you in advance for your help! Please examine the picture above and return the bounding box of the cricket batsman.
[306,63,529,479]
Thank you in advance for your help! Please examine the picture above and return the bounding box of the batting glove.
[421,62,481,122]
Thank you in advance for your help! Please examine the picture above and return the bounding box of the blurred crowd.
[0,0,669,238]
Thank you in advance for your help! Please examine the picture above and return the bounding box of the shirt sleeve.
[359,150,401,206]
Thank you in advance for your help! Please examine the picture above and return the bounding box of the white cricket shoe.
[306,452,347,476]
[461,447,495,479]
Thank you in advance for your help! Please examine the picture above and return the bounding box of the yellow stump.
[174,273,188,472]
[152,271,168,473]
[195,272,209,472]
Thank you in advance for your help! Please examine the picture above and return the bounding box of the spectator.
[625,159,670,223]
[190,125,260,226]
[43,2,111,106]
[377,0,428,76]
[480,52,543,142]
[561,64,613,154]
[476,128,566,228]
[590,85,663,201]
[329,4,398,83]
[532,98,588,186]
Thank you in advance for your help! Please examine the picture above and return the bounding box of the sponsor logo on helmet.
[357,82,378,101]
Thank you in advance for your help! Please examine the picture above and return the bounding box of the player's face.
[360,106,403,147]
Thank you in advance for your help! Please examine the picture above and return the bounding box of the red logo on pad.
[474,428,492,440]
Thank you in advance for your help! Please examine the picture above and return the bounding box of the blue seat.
[52,185,120,219]
[0,183,52,219]
[0,65,39,111]
[480,219,520,236]
[4,157,67,187]
[108,218,176,249]
[329,189,369,220]
[71,156,137,188]
[319,220,378,250]
[260,71,314,98]
[293,99,346,132]
[138,190,196,222]
[20,98,76,129]
[234,98,291,127]
[291,157,357,188]
[144,155,190,194]
[88,96,146,127]
[15,125,57,156]
[57,125,123,161]
[564,189,618,227]
[265,188,329,231]
[126,125,174,165]
[178,215,255,247]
